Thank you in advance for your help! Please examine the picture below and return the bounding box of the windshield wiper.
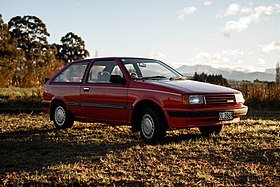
[141,76,168,80]
[170,76,186,81]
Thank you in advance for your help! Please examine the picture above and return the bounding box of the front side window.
[53,61,89,83]
[87,60,124,84]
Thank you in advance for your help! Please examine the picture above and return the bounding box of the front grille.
[205,94,236,105]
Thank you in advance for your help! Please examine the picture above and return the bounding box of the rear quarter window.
[53,62,89,83]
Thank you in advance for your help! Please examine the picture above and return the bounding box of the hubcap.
[141,114,155,139]
[55,106,66,126]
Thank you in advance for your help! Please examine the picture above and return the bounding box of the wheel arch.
[131,99,169,132]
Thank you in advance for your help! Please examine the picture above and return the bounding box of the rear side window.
[53,61,89,83]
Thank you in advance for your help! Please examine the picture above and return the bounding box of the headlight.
[235,93,245,103]
[183,95,204,105]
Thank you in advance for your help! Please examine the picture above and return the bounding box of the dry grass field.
[0,112,279,186]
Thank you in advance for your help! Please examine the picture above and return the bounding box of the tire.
[199,124,223,136]
[52,102,74,129]
[139,107,166,143]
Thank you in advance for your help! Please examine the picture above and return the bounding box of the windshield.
[121,58,184,80]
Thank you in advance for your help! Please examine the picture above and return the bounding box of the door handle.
[83,87,90,92]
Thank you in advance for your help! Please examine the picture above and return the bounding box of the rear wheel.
[199,125,223,136]
[52,102,73,129]
[139,107,166,143]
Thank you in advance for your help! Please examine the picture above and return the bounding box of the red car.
[42,57,248,142]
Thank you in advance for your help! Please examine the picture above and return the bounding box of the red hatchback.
[42,57,248,142]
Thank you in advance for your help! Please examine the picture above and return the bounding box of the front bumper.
[166,106,248,128]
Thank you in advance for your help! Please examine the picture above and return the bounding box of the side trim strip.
[66,102,80,106]
[66,102,132,110]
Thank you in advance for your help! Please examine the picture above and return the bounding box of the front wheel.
[199,125,223,136]
[139,107,166,143]
[52,102,73,129]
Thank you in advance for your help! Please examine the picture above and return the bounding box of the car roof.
[71,57,158,63]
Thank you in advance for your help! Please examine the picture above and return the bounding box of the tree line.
[0,14,90,87]
[192,72,229,87]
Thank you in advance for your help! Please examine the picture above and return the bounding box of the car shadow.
[0,127,143,175]
[0,125,207,174]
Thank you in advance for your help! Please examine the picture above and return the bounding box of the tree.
[192,72,229,87]
[8,15,56,87]
[276,62,280,85]
[0,14,22,87]
[193,72,207,82]
[55,32,90,65]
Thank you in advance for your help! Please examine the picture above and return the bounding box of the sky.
[1,0,280,72]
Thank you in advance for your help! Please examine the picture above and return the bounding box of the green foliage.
[0,14,23,87]
[0,14,90,88]
[8,15,57,87]
[193,72,230,87]
[56,32,90,65]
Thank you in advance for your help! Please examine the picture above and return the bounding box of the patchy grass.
[0,113,279,186]
[0,87,42,111]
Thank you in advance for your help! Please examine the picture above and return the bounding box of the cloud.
[223,16,252,36]
[254,5,273,16]
[259,41,280,53]
[216,3,251,18]
[193,52,229,64]
[203,1,212,6]
[222,49,245,56]
[193,49,247,64]
[191,49,254,71]
[217,3,278,18]
[232,65,264,72]
[219,4,280,36]
[237,60,243,65]
[190,49,265,72]
[277,3,280,12]
[192,52,263,72]
[182,6,197,15]
[149,52,166,59]
[258,58,267,65]
[177,6,197,20]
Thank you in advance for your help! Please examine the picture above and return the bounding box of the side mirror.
[110,75,126,85]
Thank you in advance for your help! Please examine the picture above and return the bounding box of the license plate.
[218,111,234,121]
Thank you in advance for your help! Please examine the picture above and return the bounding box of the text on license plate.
[218,111,234,121]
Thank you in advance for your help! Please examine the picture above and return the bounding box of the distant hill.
[265,68,276,74]
[176,64,276,82]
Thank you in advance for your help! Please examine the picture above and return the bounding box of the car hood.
[151,80,239,94]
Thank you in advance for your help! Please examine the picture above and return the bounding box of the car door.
[80,59,130,123]
[50,61,90,117]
